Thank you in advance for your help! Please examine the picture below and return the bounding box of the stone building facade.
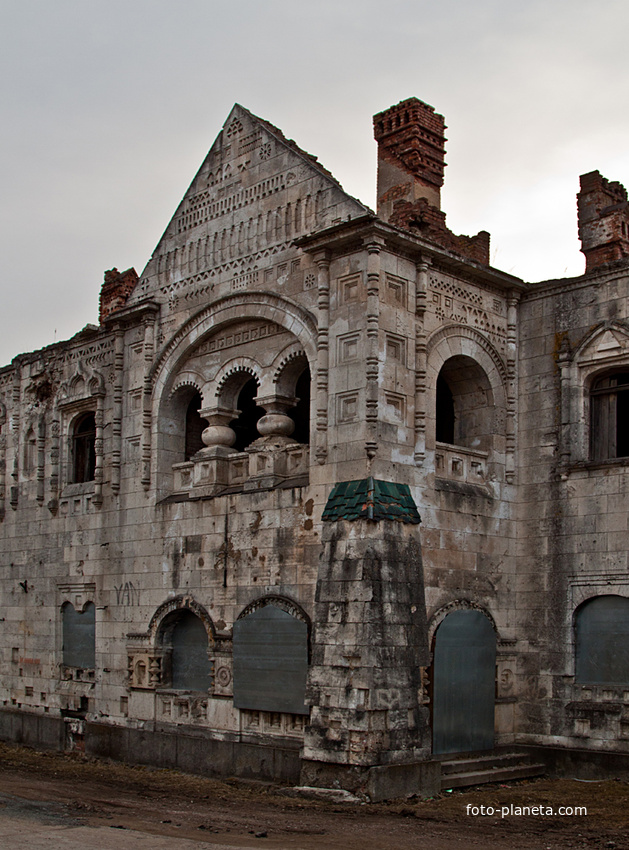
[1,98,629,796]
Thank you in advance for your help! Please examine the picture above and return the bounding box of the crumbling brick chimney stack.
[373,97,447,220]
[578,171,629,272]
[373,98,490,265]
[99,267,139,323]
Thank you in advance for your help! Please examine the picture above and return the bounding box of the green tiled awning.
[322,478,421,524]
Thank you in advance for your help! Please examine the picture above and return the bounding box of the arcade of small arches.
[155,315,313,494]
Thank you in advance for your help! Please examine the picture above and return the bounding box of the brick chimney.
[99,267,138,323]
[373,97,447,221]
[578,171,629,272]
[372,98,490,265]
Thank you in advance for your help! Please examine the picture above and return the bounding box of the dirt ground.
[0,743,628,850]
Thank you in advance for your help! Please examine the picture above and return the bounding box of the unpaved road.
[0,743,627,849]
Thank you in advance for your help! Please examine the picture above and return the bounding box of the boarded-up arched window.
[62,601,95,669]
[575,595,629,684]
[233,603,308,715]
[170,610,212,691]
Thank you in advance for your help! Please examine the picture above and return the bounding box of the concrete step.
[441,751,534,775]
[440,752,545,790]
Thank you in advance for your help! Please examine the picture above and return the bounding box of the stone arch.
[150,293,317,397]
[213,358,263,408]
[150,294,316,493]
[271,344,308,394]
[427,598,498,648]
[148,595,216,645]
[426,325,508,462]
[237,594,311,628]
[426,324,508,389]
[170,370,205,401]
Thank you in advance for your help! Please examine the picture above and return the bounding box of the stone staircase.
[440,750,546,790]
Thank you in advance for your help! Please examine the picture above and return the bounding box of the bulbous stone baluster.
[254,395,297,446]
[198,407,237,453]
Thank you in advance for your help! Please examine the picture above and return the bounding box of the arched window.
[233,602,309,715]
[435,356,493,450]
[229,378,264,451]
[72,413,96,483]
[575,595,629,685]
[158,609,212,692]
[590,372,629,461]
[185,391,205,460]
[62,601,95,669]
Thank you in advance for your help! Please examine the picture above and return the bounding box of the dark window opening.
[591,372,629,461]
[288,368,311,445]
[229,378,264,451]
[436,374,455,444]
[575,595,629,685]
[62,601,95,669]
[185,392,205,460]
[435,356,493,451]
[72,413,96,483]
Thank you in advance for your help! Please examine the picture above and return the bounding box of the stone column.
[245,394,297,488]
[198,407,238,454]
[414,257,430,466]
[314,251,330,465]
[189,406,238,492]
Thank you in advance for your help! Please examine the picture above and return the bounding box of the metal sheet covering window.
[62,601,95,669]
[233,605,308,715]
[576,595,629,684]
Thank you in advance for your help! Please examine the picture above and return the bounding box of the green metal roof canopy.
[322,478,421,524]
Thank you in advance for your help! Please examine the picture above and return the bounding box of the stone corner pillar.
[300,479,438,800]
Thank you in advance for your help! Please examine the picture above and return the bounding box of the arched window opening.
[185,391,205,460]
[229,378,264,451]
[435,356,493,450]
[435,374,455,444]
[159,609,212,692]
[62,601,95,669]
[590,372,629,461]
[72,413,96,483]
[233,603,309,715]
[575,595,629,685]
[288,367,311,445]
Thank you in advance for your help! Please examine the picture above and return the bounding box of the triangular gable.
[575,323,629,367]
[129,104,369,305]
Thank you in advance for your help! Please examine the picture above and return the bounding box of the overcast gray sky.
[1,0,628,366]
